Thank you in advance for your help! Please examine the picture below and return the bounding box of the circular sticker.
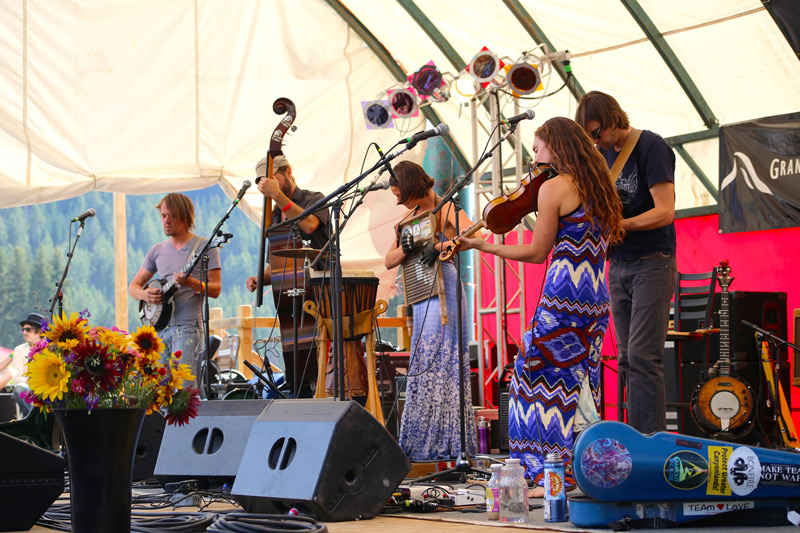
[727,446,761,496]
[580,438,632,488]
[664,451,708,490]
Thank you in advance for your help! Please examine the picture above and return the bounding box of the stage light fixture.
[388,87,419,119]
[411,63,443,96]
[450,76,477,103]
[361,100,394,129]
[468,47,501,84]
[507,56,542,96]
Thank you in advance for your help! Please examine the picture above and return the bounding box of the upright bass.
[255,97,296,306]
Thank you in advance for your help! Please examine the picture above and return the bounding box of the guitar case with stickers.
[569,421,800,526]
[569,493,798,528]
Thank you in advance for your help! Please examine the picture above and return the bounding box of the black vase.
[55,408,146,533]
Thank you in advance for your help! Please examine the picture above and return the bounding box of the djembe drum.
[304,271,386,422]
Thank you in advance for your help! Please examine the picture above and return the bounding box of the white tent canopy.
[1,0,799,273]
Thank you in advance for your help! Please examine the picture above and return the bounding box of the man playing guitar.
[129,193,222,390]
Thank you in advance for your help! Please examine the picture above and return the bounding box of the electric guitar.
[690,260,755,436]
[139,233,230,331]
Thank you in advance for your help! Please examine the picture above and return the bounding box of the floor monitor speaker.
[154,400,271,487]
[0,432,65,532]
[133,412,166,481]
[232,399,411,521]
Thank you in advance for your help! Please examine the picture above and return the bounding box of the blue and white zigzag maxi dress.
[509,205,610,487]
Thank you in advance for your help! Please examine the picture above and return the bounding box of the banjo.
[139,233,229,331]
[690,260,755,436]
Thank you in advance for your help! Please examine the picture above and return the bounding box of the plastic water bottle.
[485,463,502,520]
[544,452,567,522]
[499,458,528,523]
[477,417,491,454]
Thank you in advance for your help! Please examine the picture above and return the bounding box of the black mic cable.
[376,145,398,184]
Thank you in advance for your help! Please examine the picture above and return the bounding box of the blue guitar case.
[568,421,800,528]
[573,421,800,502]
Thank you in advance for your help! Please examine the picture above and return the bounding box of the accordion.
[398,209,448,325]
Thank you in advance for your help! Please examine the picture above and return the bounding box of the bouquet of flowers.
[23,311,201,426]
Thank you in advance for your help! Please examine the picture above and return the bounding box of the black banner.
[719,112,800,233]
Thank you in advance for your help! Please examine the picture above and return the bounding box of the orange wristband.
[281,201,293,213]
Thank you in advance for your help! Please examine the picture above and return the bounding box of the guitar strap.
[188,235,204,265]
[609,128,642,183]
[167,235,205,328]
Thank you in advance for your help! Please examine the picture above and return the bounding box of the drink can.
[544,452,566,522]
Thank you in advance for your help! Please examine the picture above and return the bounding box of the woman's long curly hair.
[535,117,625,245]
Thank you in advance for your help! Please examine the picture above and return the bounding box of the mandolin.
[439,162,557,261]
[690,260,755,436]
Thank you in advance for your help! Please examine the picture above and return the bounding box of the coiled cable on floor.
[130,511,217,532]
[207,513,328,532]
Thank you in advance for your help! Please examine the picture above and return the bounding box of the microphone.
[356,180,391,194]
[235,180,251,202]
[71,208,96,222]
[400,123,450,145]
[502,109,535,126]
[375,145,398,185]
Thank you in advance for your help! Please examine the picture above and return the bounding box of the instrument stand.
[287,222,307,398]
[243,360,287,399]
[742,320,800,447]
[49,219,90,317]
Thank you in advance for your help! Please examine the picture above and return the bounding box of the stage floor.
[15,488,800,533]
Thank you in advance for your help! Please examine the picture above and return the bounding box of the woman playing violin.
[385,161,480,462]
[458,117,624,496]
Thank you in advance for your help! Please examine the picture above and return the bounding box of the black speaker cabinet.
[232,399,411,522]
[133,412,166,481]
[498,389,510,452]
[154,400,271,487]
[677,291,790,440]
[708,291,790,403]
[0,432,65,532]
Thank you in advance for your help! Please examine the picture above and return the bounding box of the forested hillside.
[0,186,274,349]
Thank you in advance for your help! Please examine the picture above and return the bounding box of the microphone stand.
[195,188,248,398]
[269,143,413,401]
[413,125,517,483]
[49,218,91,317]
[741,320,800,447]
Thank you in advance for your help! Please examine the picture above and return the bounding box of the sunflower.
[26,349,70,402]
[130,325,165,359]
[43,312,91,351]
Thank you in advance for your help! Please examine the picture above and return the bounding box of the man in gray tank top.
[129,193,222,392]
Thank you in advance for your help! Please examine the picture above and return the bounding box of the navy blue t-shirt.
[600,129,676,259]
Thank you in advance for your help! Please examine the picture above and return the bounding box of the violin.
[255,97,297,307]
[439,163,558,261]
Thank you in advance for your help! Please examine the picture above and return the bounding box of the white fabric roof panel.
[1,0,799,273]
